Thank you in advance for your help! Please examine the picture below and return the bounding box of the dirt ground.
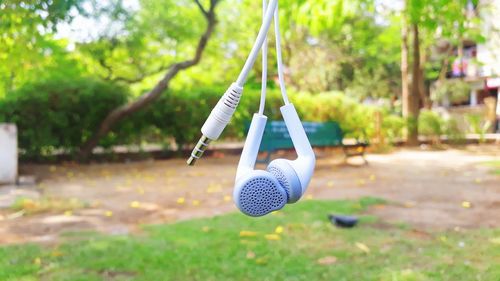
[0,145,499,245]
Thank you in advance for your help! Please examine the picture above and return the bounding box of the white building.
[442,0,500,132]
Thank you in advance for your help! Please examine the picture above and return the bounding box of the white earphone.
[188,0,315,217]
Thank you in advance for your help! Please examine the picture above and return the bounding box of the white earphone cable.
[258,0,268,116]
[236,0,277,87]
[274,4,290,105]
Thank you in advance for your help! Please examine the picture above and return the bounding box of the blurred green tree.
[0,0,84,96]
[78,0,221,158]
[401,0,483,145]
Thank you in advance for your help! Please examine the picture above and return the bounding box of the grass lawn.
[1,197,499,281]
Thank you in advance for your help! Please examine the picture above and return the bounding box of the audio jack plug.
[187,135,212,166]
[186,83,243,166]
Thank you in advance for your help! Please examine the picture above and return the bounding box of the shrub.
[0,77,406,158]
[419,110,445,144]
[432,80,471,105]
[293,92,376,140]
[418,110,467,145]
[382,114,406,142]
[465,113,491,143]
[0,77,131,158]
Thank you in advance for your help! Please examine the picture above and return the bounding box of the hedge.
[0,77,406,158]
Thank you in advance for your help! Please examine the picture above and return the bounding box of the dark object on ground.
[329,214,359,228]
[247,121,369,164]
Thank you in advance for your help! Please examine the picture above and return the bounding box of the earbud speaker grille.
[267,166,291,200]
[238,177,287,217]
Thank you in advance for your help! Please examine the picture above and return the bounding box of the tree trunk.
[78,0,219,159]
[419,47,431,109]
[407,23,421,146]
[400,15,412,140]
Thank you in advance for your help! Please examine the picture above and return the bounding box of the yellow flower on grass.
[356,179,366,186]
[305,194,313,200]
[64,211,73,217]
[462,201,472,208]
[104,211,113,217]
[177,197,185,204]
[275,226,284,234]
[239,231,258,237]
[265,234,281,241]
[223,195,232,202]
[369,174,376,181]
[192,200,200,206]
[33,257,42,266]
[355,242,370,254]
[130,201,140,208]
[489,237,500,245]
[202,226,210,232]
[51,250,64,257]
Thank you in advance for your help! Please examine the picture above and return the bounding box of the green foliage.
[1,199,499,280]
[431,80,471,104]
[0,77,130,158]
[77,0,208,84]
[445,117,466,144]
[294,92,377,140]
[465,113,491,143]
[419,110,445,138]
[383,114,407,143]
[0,1,84,96]
[0,76,409,158]
[418,110,466,144]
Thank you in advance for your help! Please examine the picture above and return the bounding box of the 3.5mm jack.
[187,135,212,166]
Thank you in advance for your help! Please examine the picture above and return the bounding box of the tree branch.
[79,0,220,158]
[193,0,208,17]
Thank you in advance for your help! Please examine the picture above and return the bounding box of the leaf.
[265,234,281,241]
[275,226,284,234]
[461,201,472,208]
[317,256,338,265]
[489,237,500,245]
[239,231,258,238]
[355,242,370,254]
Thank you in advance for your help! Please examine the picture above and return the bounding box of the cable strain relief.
[201,83,244,140]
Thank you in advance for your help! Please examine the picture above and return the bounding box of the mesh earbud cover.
[233,170,287,217]
[267,159,302,203]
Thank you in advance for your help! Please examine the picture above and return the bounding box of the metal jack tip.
[187,135,212,166]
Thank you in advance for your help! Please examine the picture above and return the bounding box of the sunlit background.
[0,1,499,280]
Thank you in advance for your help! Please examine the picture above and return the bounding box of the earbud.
[187,0,315,217]
[234,104,316,217]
